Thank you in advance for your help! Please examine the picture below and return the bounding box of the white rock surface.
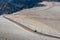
[0,16,60,40]
[2,1,60,40]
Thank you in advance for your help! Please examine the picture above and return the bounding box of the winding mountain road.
[0,16,59,40]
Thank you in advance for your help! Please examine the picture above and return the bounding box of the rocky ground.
[0,1,60,40]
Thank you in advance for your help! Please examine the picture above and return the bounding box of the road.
[0,1,60,40]
[0,16,60,40]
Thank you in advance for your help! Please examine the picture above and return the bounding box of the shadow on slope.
[0,0,44,15]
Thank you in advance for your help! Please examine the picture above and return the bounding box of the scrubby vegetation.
[0,0,42,15]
